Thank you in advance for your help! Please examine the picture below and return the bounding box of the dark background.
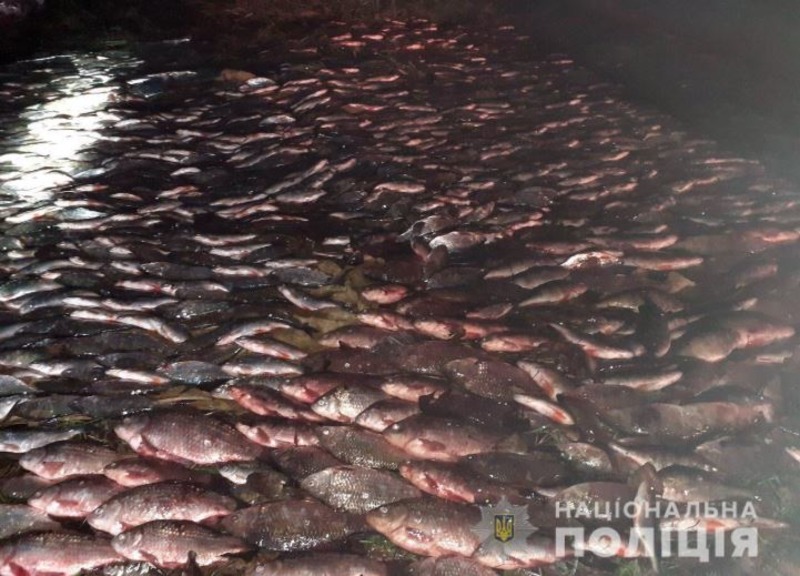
[3,0,799,183]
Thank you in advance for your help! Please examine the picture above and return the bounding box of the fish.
[399,460,515,504]
[88,482,237,534]
[605,401,774,443]
[407,556,497,576]
[236,420,319,448]
[301,465,421,513]
[0,18,799,576]
[354,398,420,432]
[19,441,120,480]
[28,475,126,518]
[463,451,569,488]
[366,498,482,557]
[0,532,121,576]
[317,426,409,470]
[0,428,83,454]
[221,499,363,551]
[0,504,60,540]
[103,456,211,487]
[250,554,388,576]
[383,415,506,461]
[114,411,263,465]
[311,382,390,423]
[111,520,249,568]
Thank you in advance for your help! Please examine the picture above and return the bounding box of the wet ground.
[0,19,800,576]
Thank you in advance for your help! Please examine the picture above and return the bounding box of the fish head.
[366,501,409,534]
[88,499,124,534]
[111,528,143,555]
[27,489,49,511]
[18,447,48,474]
[114,414,150,443]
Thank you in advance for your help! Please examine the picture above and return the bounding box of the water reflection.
[0,52,136,205]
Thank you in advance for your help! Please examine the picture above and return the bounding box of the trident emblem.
[494,514,515,543]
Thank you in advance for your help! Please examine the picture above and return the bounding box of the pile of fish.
[0,18,799,576]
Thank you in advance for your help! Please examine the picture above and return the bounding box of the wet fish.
[29,475,126,518]
[111,520,249,568]
[221,499,363,551]
[236,419,319,448]
[103,456,210,487]
[250,554,388,576]
[0,532,121,576]
[20,441,120,480]
[114,411,263,464]
[318,426,408,470]
[399,460,514,504]
[366,498,482,557]
[407,556,497,576]
[301,465,421,513]
[0,428,82,454]
[605,401,774,443]
[0,504,60,540]
[383,415,506,461]
[88,481,237,534]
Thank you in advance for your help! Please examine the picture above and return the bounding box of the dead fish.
[29,475,126,518]
[317,426,408,470]
[20,441,120,480]
[221,499,362,551]
[301,465,421,513]
[512,266,570,290]
[111,520,249,568]
[250,553,388,576]
[622,252,703,271]
[657,469,754,503]
[462,451,569,488]
[235,420,319,448]
[557,442,616,477]
[408,556,498,576]
[0,532,121,575]
[361,284,409,305]
[354,398,421,432]
[399,460,516,504]
[88,482,237,535]
[0,428,82,454]
[605,401,774,443]
[519,280,588,306]
[472,534,567,569]
[235,337,307,360]
[226,384,323,422]
[312,382,390,423]
[516,360,578,401]
[596,368,683,392]
[366,498,482,557]
[114,411,263,465]
[278,285,338,311]
[549,323,644,359]
[0,504,60,540]
[103,457,210,487]
[159,361,229,385]
[272,446,343,480]
[443,357,541,401]
[383,415,506,462]
[222,356,304,377]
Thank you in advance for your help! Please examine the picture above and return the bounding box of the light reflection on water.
[0,53,135,205]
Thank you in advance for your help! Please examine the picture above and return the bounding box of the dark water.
[0,19,798,576]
